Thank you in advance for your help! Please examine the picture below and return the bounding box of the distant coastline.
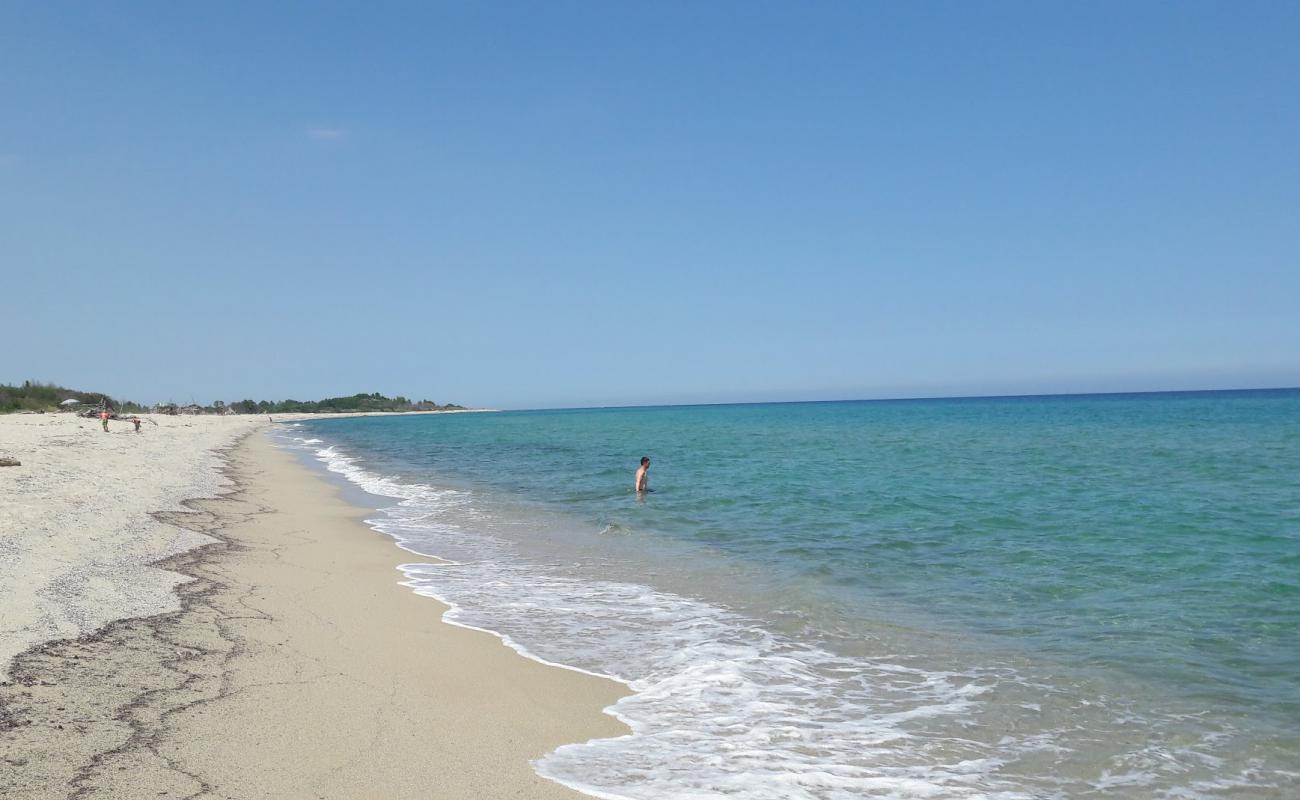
[0,382,482,415]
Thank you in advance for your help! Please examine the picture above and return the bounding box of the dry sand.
[0,414,627,798]
[0,413,263,681]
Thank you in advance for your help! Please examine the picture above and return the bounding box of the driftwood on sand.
[76,407,157,425]
[0,457,20,467]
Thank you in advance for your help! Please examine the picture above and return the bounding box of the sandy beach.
[0,413,626,798]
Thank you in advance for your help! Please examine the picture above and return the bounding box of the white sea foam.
[285,432,1299,800]
[407,562,1038,800]
[301,438,1045,798]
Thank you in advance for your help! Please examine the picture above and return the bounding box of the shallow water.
[283,390,1300,798]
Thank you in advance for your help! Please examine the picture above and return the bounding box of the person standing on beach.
[99,410,109,432]
[635,456,651,493]
[132,417,142,433]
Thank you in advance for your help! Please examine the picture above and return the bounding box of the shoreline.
[1,424,627,798]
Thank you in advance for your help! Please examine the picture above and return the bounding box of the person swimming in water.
[635,456,650,493]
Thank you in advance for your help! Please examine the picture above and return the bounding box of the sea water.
[279,390,1300,799]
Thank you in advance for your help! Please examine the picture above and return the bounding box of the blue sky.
[3,2,1297,408]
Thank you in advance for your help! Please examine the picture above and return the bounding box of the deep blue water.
[287,390,1300,799]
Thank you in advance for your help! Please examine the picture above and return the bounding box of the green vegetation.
[220,393,465,415]
[2,384,464,415]
[0,381,144,413]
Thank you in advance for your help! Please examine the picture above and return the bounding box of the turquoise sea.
[282,390,1300,799]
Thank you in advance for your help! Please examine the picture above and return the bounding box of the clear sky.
[3,2,1297,409]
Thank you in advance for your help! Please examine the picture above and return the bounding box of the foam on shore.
[298,436,1034,799]
[289,428,1295,800]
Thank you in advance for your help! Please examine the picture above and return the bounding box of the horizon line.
[503,385,1300,413]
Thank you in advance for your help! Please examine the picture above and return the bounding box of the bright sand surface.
[0,412,261,680]
[0,413,627,798]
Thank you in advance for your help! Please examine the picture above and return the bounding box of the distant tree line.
[216,393,464,415]
[0,381,145,414]
[1,383,463,415]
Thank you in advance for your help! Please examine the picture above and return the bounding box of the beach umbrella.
[60,398,80,406]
